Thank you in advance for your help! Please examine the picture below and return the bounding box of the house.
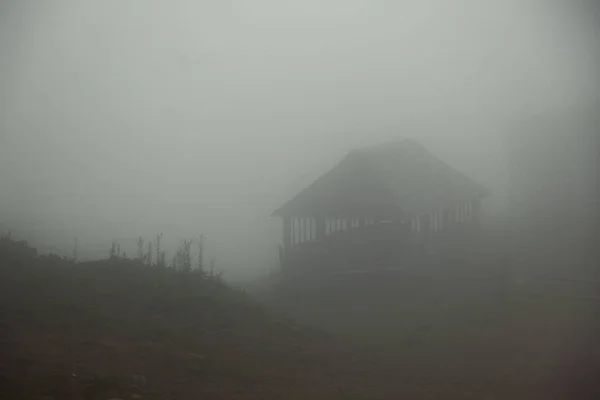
[272,139,490,271]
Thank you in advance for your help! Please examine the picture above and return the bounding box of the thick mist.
[1,1,597,279]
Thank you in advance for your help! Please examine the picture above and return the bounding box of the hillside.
[256,230,600,400]
[2,236,599,399]
[0,245,372,399]
[0,237,451,400]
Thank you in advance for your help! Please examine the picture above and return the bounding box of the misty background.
[1,0,598,279]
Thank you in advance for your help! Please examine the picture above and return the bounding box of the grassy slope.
[257,249,600,399]
[1,237,599,399]
[0,256,474,400]
[0,258,364,399]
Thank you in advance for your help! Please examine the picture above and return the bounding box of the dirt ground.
[1,255,600,399]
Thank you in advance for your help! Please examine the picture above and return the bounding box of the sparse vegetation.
[137,236,145,261]
[1,235,374,399]
[156,233,164,267]
[103,233,221,277]
[1,233,599,399]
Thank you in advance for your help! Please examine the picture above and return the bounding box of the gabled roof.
[272,139,490,219]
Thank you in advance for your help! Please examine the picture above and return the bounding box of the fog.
[1,0,597,279]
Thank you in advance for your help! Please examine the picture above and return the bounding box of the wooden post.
[283,216,292,254]
[420,214,431,241]
[316,218,326,240]
[465,202,471,223]
[294,218,299,245]
[305,218,309,242]
[465,200,471,223]
[443,208,451,231]
[471,197,481,227]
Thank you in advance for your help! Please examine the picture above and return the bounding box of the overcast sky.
[0,1,597,277]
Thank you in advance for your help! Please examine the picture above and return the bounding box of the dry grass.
[1,235,599,399]
[0,246,444,399]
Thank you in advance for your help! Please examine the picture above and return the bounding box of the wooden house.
[272,139,490,272]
